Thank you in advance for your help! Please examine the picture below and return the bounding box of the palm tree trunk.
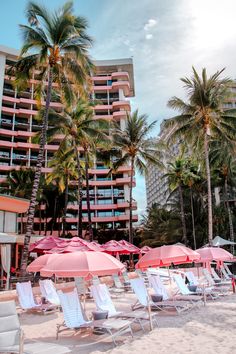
[51,196,58,235]
[178,184,187,245]
[129,158,134,245]
[85,150,93,241]
[204,131,213,245]
[74,142,83,237]
[62,175,69,236]
[224,178,234,254]
[20,67,53,275]
[190,187,196,249]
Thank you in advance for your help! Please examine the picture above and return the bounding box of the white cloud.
[144,18,157,31]
[145,33,153,40]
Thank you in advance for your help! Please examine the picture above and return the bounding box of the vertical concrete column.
[0,53,6,117]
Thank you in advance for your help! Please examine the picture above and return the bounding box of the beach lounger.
[110,274,125,294]
[57,288,134,346]
[224,264,234,277]
[75,277,89,296]
[92,275,100,286]
[185,271,218,299]
[39,279,60,305]
[90,283,158,331]
[173,275,204,305]
[16,281,56,314]
[202,269,230,289]
[123,271,131,284]
[0,300,24,354]
[148,275,191,313]
[219,267,231,281]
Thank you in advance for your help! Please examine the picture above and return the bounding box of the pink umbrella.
[103,240,130,255]
[29,236,68,253]
[40,251,125,278]
[118,240,140,254]
[136,244,200,269]
[26,253,60,272]
[196,247,233,262]
[140,246,152,254]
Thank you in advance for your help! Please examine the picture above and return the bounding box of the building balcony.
[95,100,130,112]
[93,81,130,96]
[67,201,137,211]
[2,95,63,109]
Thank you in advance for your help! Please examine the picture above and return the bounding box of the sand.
[19,291,236,354]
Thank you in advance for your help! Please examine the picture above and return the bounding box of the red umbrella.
[40,251,125,278]
[140,246,152,254]
[136,244,200,269]
[196,247,233,262]
[29,236,68,253]
[103,240,130,255]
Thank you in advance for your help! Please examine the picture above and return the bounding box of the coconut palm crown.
[165,67,236,245]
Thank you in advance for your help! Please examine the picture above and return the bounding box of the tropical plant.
[164,157,188,244]
[166,67,236,245]
[14,1,93,272]
[112,110,162,245]
[46,140,78,236]
[47,99,109,239]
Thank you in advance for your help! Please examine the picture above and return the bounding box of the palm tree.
[112,110,162,245]
[14,1,93,272]
[46,141,77,236]
[47,99,109,239]
[164,157,188,244]
[166,67,236,245]
[211,140,236,253]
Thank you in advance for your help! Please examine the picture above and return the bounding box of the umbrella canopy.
[29,236,68,253]
[46,237,104,254]
[118,240,140,254]
[212,236,236,247]
[136,244,200,269]
[140,245,152,254]
[26,253,60,272]
[196,247,234,262]
[40,251,125,278]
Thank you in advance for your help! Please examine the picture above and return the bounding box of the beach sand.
[19,291,236,354]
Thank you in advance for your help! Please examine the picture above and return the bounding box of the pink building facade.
[0,46,138,235]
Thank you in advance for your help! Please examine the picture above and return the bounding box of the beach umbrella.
[29,236,68,253]
[26,253,60,272]
[40,251,125,278]
[118,240,140,254]
[140,246,152,254]
[46,237,105,254]
[212,236,236,247]
[136,244,200,269]
[196,247,233,262]
[103,240,130,255]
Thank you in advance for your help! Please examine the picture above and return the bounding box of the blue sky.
[1,0,236,218]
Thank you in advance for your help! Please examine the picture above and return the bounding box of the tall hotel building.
[0,45,138,235]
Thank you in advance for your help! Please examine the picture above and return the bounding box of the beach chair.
[39,279,60,305]
[0,300,24,354]
[16,281,55,314]
[92,275,100,286]
[185,271,219,300]
[219,267,231,281]
[173,275,204,305]
[224,264,234,277]
[122,271,131,285]
[75,277,89,296]
[90,283,158,331]
[111,274,125,294]
[148,275,191,314]
[57,288,134,346]
[202,269,230,290]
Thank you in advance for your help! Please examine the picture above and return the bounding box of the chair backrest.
[185,271,198,286]
[0,300,22,350]
[123,271,130,283]
[135,269,142,277]
[224,264,233,276]
[130,278,148,306]
[16,281,38,309]
[173,274,191,295]
[220,267,230,280]
[202,269,215,285]
[92,275,100,286]
[57,288,88,329]
[75,277,88,296]
[90,284,117,316]
[211,268,221,281]
[112,274,122,288]
[39,279,60,305]
[148,275,169,300]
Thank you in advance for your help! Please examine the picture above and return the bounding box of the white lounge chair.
[0,300,24,354]
[75,277,89,296]
[202,269,230,292]
[92,275,100,286]
[224,264,234,277]
[123,271,131,285]
[39,279,60,306]
[16,281,55,314]
[219,267,231,281]
[57,288,133,346]
[110,274,125,294]
[173,275,204,305]
[148,275,191,313]
[185,271,219,300]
